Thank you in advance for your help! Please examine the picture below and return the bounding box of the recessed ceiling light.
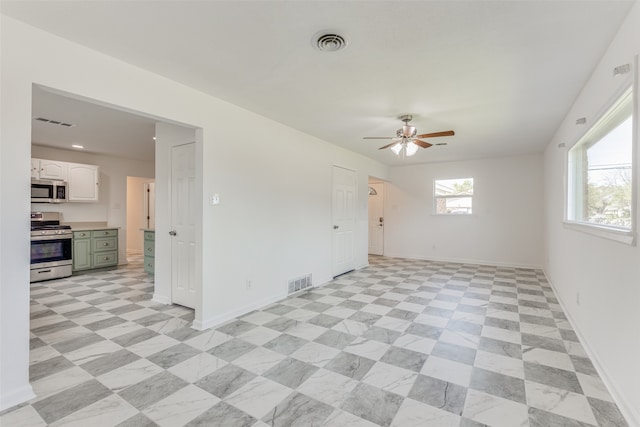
[153,137,156,141]
[71,144,84,149]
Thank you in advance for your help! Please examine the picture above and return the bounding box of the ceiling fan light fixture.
[390,143,403,155]
[405,141,419,156]
[398,125,417,138]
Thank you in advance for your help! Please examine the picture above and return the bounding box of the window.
[434,178,473,214]
[567,86,634,233]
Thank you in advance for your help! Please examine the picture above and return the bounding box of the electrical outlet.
[246,279,252,290]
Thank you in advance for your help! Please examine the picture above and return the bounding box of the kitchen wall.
[31,145,155,261]
[543,3,640,424]
[384,154,544,268]
[0,15,389,410]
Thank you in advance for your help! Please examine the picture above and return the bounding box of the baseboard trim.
[382,252,543,270]
[192,274,340,331]
[0,384,35,412]
[544,271,639,427]
[193,292,289,331]
[152,293,170,305]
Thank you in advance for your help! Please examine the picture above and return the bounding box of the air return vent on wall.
[34,117,76,127]
[288,274,312,294]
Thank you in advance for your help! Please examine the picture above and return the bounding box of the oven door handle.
[31,234,73,241]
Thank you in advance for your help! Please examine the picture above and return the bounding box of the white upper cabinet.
[34,159,68,181]
[67,163,100,202]
[31,158,40,179]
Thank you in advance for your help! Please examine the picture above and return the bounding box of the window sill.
[563,221,636,245]
[432,213,475,217]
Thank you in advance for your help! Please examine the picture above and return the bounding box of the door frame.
[368,181,385,256]
[152,124,202,323]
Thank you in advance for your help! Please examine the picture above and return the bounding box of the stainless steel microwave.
[31,179,68,203]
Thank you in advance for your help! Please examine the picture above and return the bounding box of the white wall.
[384,154,544,268]
[31,145,154,262]
[543,3,640,424]
[0,15,389,410]
[126,176,154,252]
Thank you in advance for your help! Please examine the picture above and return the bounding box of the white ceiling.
[32,86,157,161]
[4,1,635,166]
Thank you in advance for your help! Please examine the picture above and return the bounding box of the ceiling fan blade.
[412,139,433,149]
[363,137,394,140]
[415,130,455,138]
[378,141,400,150]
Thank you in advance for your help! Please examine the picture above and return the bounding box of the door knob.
[169,230,177,236]
[333,225,339,229]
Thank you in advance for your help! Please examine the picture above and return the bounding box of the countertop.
[64,222,120,231]
[140,228,155,232]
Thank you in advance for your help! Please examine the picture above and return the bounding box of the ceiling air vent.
[314,33,347,52]
[34,117,76,127]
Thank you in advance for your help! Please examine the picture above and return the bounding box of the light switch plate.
[211,194,220,205]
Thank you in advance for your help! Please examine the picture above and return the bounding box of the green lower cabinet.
[143,230,155,274]
[72,229,119,272]
[73,237,92,271]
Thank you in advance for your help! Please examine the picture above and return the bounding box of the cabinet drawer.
[93,251,118,267]
[144,231,155,241]
[144,256,155,274]
[93,237,117,252]
[91,229,118,238]
[73,231,91,239]
[144,241,155,257]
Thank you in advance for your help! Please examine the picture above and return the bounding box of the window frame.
[564,62,637,245]
[433,177,474,215]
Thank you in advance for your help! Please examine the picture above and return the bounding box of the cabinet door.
[38,159,68,181]
[31,159,41,179]
[68,163,99,202]
[73,238,92,271]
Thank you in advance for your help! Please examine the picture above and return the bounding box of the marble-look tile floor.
[1,254,629,426]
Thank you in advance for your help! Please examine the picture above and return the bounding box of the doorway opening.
[368,178,385,256]
[126,177,155,259]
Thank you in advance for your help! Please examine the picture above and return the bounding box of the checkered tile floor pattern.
[1,254,628,426]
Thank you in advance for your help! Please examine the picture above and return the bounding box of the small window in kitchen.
[434,178,473,214]
[567,85,634,238]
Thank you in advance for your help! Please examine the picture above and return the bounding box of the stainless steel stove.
[30,212,73,282]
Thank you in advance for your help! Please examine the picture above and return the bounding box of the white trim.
[545,274,639,427]
[192,274,338,331]
[151,293,171,305]
[193,292,288,331]
[0,384,35,412]
[382,252,542,270]
[563,221,636,245]
[564,58,637,240]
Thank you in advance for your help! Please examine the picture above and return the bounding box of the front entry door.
[170,143,197,308]
[368,182,384,255]
[332,166,357,277]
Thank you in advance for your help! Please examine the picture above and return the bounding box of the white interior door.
[368,182,384,255]
[171,143,197,308]
[332,166,357,277]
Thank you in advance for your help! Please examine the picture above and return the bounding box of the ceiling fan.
[363,115,454,157]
